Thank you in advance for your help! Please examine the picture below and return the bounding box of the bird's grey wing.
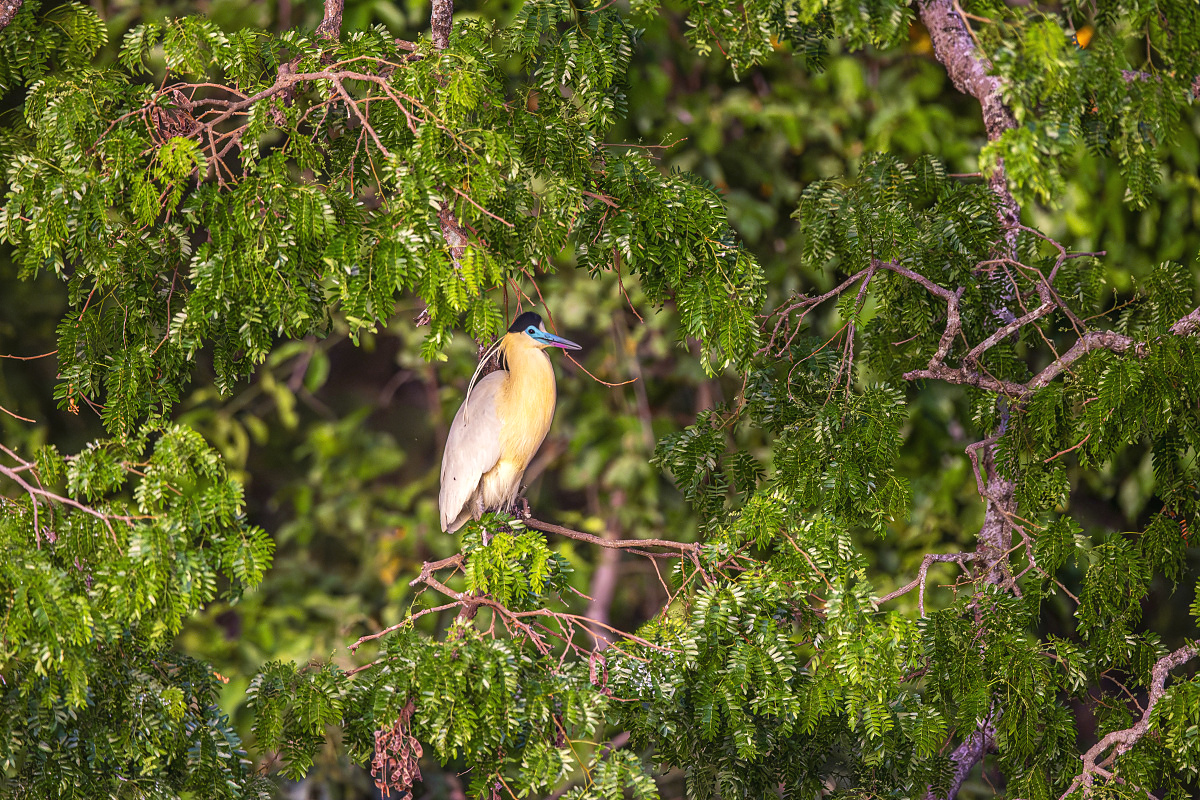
[439,371,505,532]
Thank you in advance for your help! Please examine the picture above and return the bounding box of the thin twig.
[0,350,56,360]
[524,517,698,555]
[876,552,980,616]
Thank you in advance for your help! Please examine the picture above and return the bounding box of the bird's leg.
[518,496,532,520]
[472,494,493,545]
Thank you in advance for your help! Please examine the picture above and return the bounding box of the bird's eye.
[526,326,537,335]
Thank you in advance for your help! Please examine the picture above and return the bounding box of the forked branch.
[876,552,979,616]
[0,449,145,545]
[1059,644,1199,799]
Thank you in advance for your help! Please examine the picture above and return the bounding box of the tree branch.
[0,0,21,31]
[407,553,465,588]
[1059,644,1199,799]
[424,0,473,276]
[430,0,453,51]
[523,517,699,557]
[903,315,1199,399]
[758,268,872,356]
[1025,330,1140,391]
[779,262,1195,405]
[915,0,1024,593]
[926,719,997,800]
[390,553,676,657]
[0,458,143,544]
[314,0,344,39]
[963,300,1054,364]
[876,552,979,616]
[1169,306,1200,337]
[99,64,431,188]
[917,0,1018,236]
[873,260,964,366]
[438,203,469,271]
[1121,69,1200,98]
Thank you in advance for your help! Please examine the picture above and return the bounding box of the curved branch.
[873,260,963,366]
[407,553,465,587]
[917,0,1018,235]
[1060,644,1199,799]
[905,309,1200,399]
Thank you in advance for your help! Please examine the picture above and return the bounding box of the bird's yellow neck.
[497,333,557,461]
[499,332,555,397]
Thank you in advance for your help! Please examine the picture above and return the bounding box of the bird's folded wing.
[439,371,505,532]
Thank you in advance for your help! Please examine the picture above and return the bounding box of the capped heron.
[439,312,581,533]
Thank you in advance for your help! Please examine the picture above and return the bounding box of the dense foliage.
[1,0,1199,798]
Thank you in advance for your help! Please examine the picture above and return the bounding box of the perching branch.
[382,552,674,659]
[407,553,465,588]
[348,515,694,665]
[523,517,700,557]
[1059,644,1200,799]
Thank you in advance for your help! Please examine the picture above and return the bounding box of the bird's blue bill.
[531,330,582,350]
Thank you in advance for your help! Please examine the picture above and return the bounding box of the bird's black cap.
[508,311,543,333]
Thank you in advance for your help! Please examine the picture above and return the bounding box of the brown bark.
[916,1,1020,794]
[1170,306,1200,337]
[314,0,344,39]
[925,721,996,800]
[431,0,453,51]
[917,0,1018,237]
[0,0,23,31]
[438,203,468,269]
[1060,645,1199,799]
[430,0,470,282]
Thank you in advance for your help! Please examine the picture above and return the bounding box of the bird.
[439,311,581,533]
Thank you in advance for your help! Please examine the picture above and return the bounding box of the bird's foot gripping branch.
[339,514,703,798]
